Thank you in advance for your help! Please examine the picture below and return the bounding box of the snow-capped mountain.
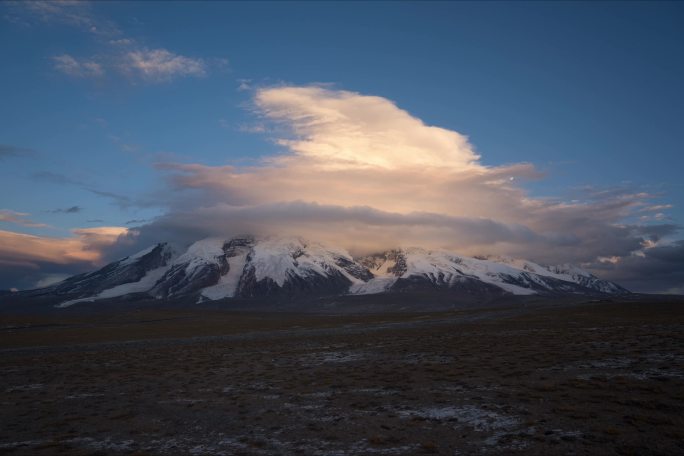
[26,236,627,308]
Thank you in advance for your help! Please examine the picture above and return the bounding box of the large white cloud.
[254,86,482,170]
[147,85,676,267]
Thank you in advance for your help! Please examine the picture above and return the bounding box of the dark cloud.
[49,206,82,214]
[0,260,91,291]
[0,227,127,290]
[588,241,684,294]
[88,189,134,209]
[125,219,148,225]
[31,171,156,210]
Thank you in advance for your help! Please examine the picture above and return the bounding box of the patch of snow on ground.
[0,441,44,450]
[299,351,367,366]
[399,405,519,431]
[5,383,44,392]
[66,437,136,453]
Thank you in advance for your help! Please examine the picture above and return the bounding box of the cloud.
[0,226,131,290]
[587,240,684,294]
[0,144,34,160]
[0,226,127,268]
[30,171,156,210]
[119,48,207,82]
[52,54,104,78]
[88,189,132,208]
[109,38,134,46]
[254,86,482,170]
[237,78,252,91]
[34,273,71,288]
[125,219,148,225]
[12,0,119,36]
[0,209,49,228]
[237,123,266,133]
[3,85,680,292]
[49,206,82,214]
[9,2,211,84]
[141,85,680,285]
[51,48,208,83]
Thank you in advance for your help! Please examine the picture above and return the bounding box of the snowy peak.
[52,243,176,307]
[358,250,407,277]
[236,237,369,299]
[40,237,628,308]
[547,263,629,294]
[354,248,627,297]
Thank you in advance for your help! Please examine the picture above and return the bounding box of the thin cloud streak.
[52,54,104,78]
[51,49,209,83]
[12,1,120,36]
[0,209,49,228]
[48,206,82,214]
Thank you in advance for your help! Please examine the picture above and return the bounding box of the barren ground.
[1,299,683,455]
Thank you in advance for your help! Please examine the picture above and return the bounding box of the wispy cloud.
[48,206,82,214]
[237,78,252,91]
[119,48,207,82]
[87,189,134,209]
[52,54,104,78]
[34,273,71,288]
[51,48,209,83]
[6,2,212,84]
[11,0,120,36]
[237,123,267,134]
[125,219,148,225]
[0,209,49,228]
[109,38,134,46]
[31,171,82,186]
[31,171,156,210]
[0,144,34,160]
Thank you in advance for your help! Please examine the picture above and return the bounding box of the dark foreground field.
[1,299,683,455]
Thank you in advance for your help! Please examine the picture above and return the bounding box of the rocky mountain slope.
[15,236,628,308]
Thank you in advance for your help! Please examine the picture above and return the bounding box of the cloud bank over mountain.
[135,87,677,266]
[1,86,680,292]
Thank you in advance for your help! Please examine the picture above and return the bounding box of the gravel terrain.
[1,299,683,455]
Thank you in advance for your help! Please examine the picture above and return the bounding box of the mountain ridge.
[12,236,629,308]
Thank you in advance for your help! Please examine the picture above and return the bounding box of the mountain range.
[11,236,628,309]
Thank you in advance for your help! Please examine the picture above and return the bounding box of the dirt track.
[1,300,683,455]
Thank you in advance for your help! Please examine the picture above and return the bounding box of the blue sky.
[1,1,683,292]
